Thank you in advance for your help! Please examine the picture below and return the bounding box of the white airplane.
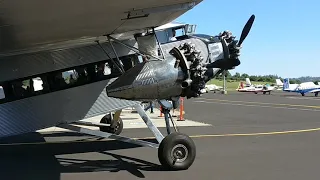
[236,78,274,94]
[237,82,273,94]
[203,84,223,93]
[0,0,255,170]
[283,78,320,96]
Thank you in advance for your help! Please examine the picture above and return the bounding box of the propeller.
[206,14,255,70]
[238,14,255,47]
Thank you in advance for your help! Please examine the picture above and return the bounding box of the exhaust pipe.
[181,79,192,88]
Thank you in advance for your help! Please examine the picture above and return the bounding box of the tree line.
[215,71,302,84]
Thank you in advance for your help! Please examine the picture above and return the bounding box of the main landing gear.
[157,99,196,170]
[57,101,196,170]
[158,132,196,170]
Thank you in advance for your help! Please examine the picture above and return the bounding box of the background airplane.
[203,84,223,93]
[236,78,275,94]
[237,82,273,94]
[283,78,320,96]
[276,79,283,88]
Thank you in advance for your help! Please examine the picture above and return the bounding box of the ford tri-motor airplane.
[0,0,255,170]
[283,78,320,96]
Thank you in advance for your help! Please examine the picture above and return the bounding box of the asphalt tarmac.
[1,91,320,180]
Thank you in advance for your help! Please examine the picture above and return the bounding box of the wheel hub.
[112,120,120,130]
[171,144,188,162]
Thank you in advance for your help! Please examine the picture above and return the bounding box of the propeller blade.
[237,14,255,46]
[206,59,240,69]
[206,14,255,71]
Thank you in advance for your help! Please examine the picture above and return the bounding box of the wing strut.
[95,40,125,74]
[106,36,126,73]
[106,35,164,61]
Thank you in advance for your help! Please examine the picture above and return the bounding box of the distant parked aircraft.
[282,78,320,96]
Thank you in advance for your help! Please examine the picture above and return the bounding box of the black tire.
[158,132,196,170]
[99,114,123,135]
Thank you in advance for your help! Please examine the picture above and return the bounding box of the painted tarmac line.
[189,127,320,137]
[194,100,320,112]
[286,97,320,100]
[197,97,320,109]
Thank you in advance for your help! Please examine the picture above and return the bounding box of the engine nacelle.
[106,43,210,101]
[106,58,184,101]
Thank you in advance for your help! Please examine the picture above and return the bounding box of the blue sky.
[176,0,320,78]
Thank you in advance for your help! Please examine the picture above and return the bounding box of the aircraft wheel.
[100,114,123,135]
[158,132,196,170]
[315,93,318,97]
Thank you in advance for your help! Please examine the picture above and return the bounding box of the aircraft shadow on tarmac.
[0,132,166,180]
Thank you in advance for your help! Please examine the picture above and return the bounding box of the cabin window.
[0,86,5,100]
[32,77,44,91]
[0,53,138,104]
[11,80,28,98]
[174,28,184,37]
[103,62,112,75]
[137,55,143,63]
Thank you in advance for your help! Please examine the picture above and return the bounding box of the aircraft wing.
[0,0,202,54]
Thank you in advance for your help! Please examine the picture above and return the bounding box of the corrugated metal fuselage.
[0,37,210,138]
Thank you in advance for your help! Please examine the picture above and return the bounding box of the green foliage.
[208,79,274,91]
[215,71,282,83]
[289,79,301,84]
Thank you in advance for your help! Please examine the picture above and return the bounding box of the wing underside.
[0,0,202,54]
